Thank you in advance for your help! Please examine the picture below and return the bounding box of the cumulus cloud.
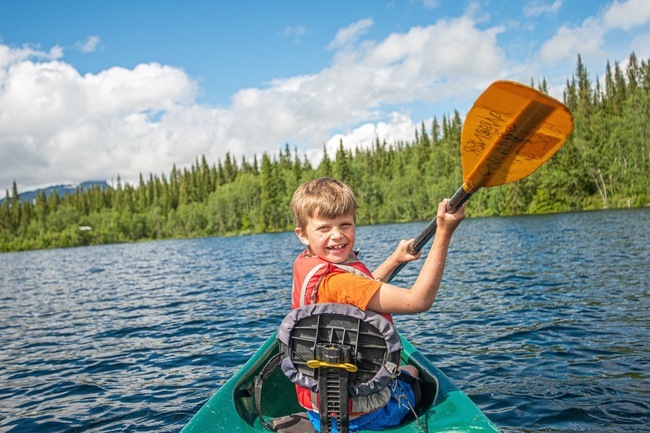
[74,35,101,53]
[281,25,309,44]
[603,0,650,30]
[0,50,200,192]
[2,1,647,195]
[539,17,605,64]
[327,18,374,50]
[0,43,62,65]
[539,0,650,65]
[523,0,562,17]
[0,15,505,193]
[322,113,417,161]
[630,31,650,57]
[223,15,505,162]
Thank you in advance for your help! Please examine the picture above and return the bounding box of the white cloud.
[464,0,488,21]
[0,15,509,192]
[327,18,374,50]
[281,25,309,44]
[74,35,101,53]
[630,31,650,57]
[0,52,200,192]
[603,0,650,30]
[539,17,605,64]
[323,112,417,158]
[282,25,308,37]
[0,43,62,65]
[538,0,650,66]
[220,16,505,165]
[523,0,562,17]
[3,9,599,195]
[420,0,440,9]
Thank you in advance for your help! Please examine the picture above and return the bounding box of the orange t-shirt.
[316,272,383,310]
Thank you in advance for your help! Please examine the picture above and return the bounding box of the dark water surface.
[1,209,648,432]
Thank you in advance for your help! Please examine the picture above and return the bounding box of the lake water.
[1,208,648,433]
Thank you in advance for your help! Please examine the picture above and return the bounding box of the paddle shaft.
[386,186,471,283]
[409,186,472,254]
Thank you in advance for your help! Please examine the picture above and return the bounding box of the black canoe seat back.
[276,303,402,433]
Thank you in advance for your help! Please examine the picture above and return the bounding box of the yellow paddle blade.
[460,81,574,193]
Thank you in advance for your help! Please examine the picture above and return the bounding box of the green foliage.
[1,53,648,252]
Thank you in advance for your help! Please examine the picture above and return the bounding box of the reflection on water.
[1,209,648,432]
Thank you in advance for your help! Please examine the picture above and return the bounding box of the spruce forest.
[1,54,648,252]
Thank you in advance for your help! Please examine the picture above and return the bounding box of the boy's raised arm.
[367,199,466,314]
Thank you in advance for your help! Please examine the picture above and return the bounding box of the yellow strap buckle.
[306,359,358,373]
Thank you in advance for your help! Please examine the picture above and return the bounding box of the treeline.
[1,53,648,252]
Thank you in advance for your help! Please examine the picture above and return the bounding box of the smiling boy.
[290,177,466,431]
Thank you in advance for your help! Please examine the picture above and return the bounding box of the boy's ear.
[295,227,310,247]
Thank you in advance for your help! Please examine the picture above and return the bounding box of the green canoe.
[181,332,500,433]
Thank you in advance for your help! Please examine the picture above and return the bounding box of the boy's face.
[295,212,356,264]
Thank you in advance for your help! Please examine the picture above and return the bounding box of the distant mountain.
[1,181,111,204]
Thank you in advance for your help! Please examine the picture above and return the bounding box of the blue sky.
[1,0,649,194]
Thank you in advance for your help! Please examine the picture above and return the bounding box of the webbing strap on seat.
[313,343,352,433]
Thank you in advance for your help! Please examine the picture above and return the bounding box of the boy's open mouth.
[328,244,347,251]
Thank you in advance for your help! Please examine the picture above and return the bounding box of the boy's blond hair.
[291,178,357,230]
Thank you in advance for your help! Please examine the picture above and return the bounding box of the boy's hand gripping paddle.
[388,80,574,282]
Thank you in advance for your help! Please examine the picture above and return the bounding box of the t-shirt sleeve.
[317,272,382,310]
